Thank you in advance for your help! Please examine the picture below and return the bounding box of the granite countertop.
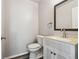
[44,35,78,45]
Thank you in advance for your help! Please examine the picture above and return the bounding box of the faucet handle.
[63,28,66,38]
[61,28,66,38]
[61,28,63,32]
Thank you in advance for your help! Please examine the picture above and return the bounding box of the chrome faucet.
[61,28,66,38]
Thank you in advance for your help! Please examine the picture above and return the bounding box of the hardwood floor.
[39,57,43,59]
[12,54,29,59]
[11,54,43,59]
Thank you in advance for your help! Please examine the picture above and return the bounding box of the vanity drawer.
[43,38,73,54]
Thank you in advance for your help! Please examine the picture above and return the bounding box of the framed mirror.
[54,0,78,31]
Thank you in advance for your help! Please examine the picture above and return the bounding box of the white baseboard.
[4,51,29,59]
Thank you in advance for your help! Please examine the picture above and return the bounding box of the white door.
[2,0,38,57]
[1,0,6,58]
[1,37,6,59]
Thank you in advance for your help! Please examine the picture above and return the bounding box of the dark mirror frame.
[54,0,78,31]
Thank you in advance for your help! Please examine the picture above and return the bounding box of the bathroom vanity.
[43,36,78,59]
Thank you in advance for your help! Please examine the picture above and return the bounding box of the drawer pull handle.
[51,52,53,54]
[54,53,56,55]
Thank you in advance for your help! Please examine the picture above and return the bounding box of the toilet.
[28,35,44,59]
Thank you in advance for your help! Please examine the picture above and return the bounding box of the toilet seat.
[28,43,41,49]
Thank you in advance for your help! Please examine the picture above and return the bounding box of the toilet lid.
[28,43,41,49]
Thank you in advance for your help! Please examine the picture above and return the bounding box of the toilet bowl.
[28,35,44,59]
[28,43,41,52]
[28,43,41,59]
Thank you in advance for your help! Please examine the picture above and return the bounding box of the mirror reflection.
[56,0,78,29]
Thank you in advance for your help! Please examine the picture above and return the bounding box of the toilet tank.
[37,35,44,46]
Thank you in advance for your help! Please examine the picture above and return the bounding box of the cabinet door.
[55,53,67,59]
[55,48,70,59]
[43,46,51,59]
[43,46,56,59]
[51,51,55,59]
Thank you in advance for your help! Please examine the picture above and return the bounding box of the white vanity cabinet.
[43,37,78,59]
